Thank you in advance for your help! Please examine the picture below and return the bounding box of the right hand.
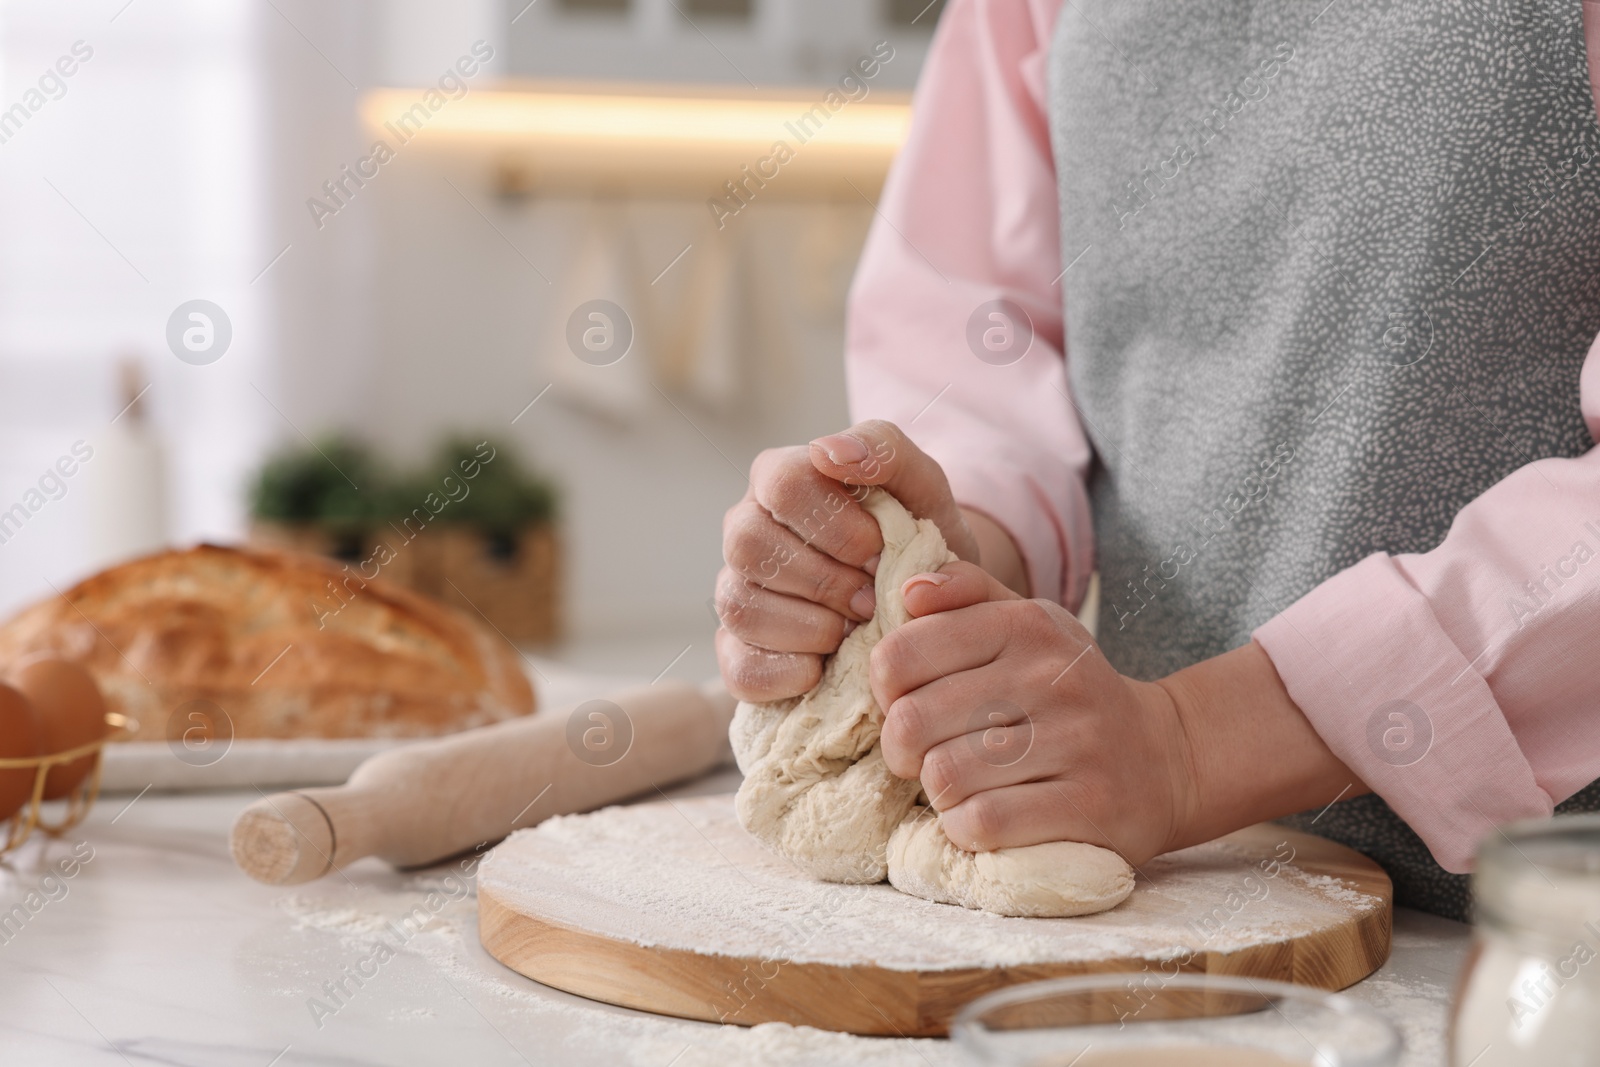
[716,419,978,702]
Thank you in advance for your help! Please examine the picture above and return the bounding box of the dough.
[732,489,943,882]
[888,808,1134,918]
[730,488,1135,917]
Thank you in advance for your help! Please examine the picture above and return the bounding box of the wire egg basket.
[0,711,135,856]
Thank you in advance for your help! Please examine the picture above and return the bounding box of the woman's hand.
[715,420,980,703]
[871,562,1194,865]
[872,563,1366,866]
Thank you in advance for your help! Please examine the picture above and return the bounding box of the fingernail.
[842,620,859,638]
[863,553,881,576]
[902,572,953,596]
[849,584,876,618]
[813,433,869,465]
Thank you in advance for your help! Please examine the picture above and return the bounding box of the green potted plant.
[410,438,561,644]
[247,436,561,643]
[249,438,386,561]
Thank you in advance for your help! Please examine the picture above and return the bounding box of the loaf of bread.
[0,544,536,740]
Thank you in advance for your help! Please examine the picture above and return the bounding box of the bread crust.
[0,544,537,740]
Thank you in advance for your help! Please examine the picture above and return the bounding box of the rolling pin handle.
[229,791,337,886]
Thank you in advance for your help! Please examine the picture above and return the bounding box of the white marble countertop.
[0,768,1470,1067]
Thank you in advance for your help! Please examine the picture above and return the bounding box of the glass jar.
[953,973,1399,1066]
[1452,814,1600,1066]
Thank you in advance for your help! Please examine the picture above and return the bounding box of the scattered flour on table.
[477,795,1385,970]
[1351,970,1449,1067]
[274,869,961,1066]
[278,899,428,937]
[388,1005,438,1021]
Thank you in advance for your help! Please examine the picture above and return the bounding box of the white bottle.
[83,358,169,566]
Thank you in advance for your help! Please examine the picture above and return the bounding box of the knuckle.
[750,445,803,485]
[723,506,772,574]
[882,697,922,764]
[714,565,742,597]
[795,502,847,550]
[834,523,881,565]
[921,747,960,808]
[753,453,815,515]
[725,497,764,534]
[1028,657,1067,697]
[727,653,767,695]
[803,609,844,653]
[1007,601,1055,649]
[715,626,752,671]
[956,794,1003,851]
[814,567,864,613]
[750,447,781,475]
[722,641,808,701]
[715,591,758,640]
[969,796,1005,850]
[870,636,911,697]
[802,494,873,563]
[719,567,760,609]
[1038,599,1077,627]
[711,570,738,622]
[716,637,758,700]
[1041,601,1089,645]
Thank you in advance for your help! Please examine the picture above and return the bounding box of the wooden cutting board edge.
[477,823,1393,1038]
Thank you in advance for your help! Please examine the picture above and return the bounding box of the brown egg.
[11,659,107,800]
[0,684,40,820]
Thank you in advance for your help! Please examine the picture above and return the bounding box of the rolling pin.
[230,679,736,885]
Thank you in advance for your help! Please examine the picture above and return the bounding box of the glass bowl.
[951,973,1401,1066]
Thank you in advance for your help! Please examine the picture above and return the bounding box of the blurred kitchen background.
[0,0,941,672]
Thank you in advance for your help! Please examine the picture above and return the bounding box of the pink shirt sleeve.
[1254,2,1600,875]
[845,0,1095,610]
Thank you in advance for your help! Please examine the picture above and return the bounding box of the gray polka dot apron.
[1047,0,1600,920]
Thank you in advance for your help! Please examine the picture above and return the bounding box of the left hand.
[870,562,1198,866]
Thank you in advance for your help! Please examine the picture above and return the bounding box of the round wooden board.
[478,794,1391,1037]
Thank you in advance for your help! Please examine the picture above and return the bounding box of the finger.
[808,419,979,562]
[878,659,1025,778]
[875,596,1090,717]
[716,628,821,702]
[716,571,851,655]
[750,447,884,569]
[901,560,1023,619]
[939,781,1117,854]
[870,600,1026,714]
[918,722,1052,811]
[722,501,876,621]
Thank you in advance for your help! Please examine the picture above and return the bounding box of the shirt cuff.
[1253,553,1553,873]
[938,458,1090,610]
